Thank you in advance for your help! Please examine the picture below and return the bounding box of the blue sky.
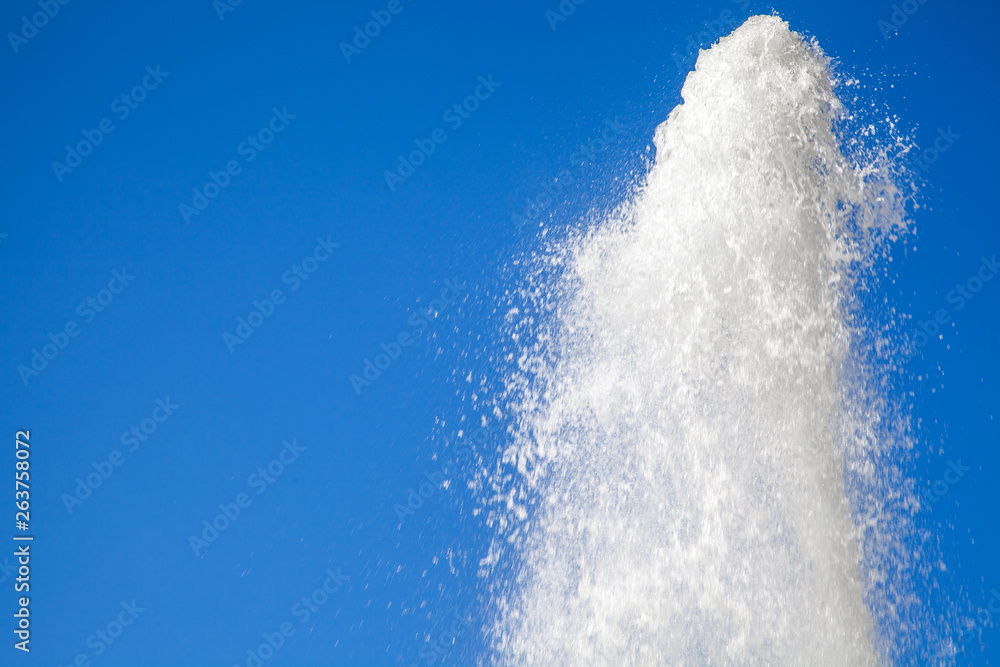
[0,0,997,664]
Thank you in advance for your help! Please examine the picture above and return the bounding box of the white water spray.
[483,16,926,665]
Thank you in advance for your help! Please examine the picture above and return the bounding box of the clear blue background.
[0,0,996,664]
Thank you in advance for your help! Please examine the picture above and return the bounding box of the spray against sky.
[475,16,952,665]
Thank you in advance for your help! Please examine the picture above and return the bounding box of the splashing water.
[480,15,939,666]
